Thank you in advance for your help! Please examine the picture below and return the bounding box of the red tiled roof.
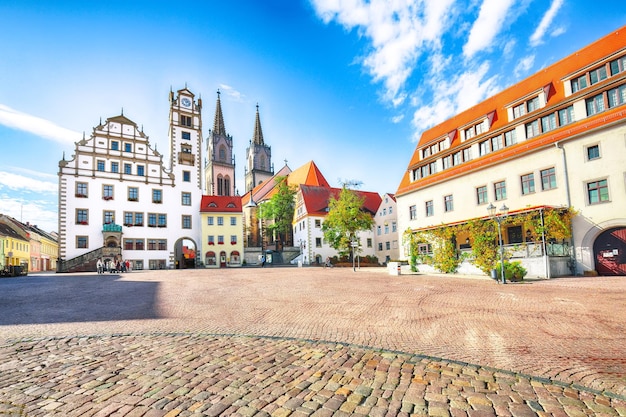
[200,195,242,212]
[300,185,382,216]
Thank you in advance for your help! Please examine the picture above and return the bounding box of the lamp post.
[244,194,264,264]
[351,238,358,272]
[487,202,509,284]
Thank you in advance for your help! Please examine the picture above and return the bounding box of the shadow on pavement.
[0,274,160,325]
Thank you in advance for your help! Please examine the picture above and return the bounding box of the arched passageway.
[593,227,626,276]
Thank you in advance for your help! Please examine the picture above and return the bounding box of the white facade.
[58,88,203,270]
[374,193,399,263]
[293,214,377,266]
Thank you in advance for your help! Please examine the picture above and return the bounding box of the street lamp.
[350,238,358,272]
[487,202,509,284]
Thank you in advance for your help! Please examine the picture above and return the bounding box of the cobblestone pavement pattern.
[0,268,624,416]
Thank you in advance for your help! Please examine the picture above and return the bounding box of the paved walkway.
[0,267,624,416]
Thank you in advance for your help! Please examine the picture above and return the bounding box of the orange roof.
[200,195,242,212]
[242,160,331,205]
[287,161,330,188]
[397,26,626,196]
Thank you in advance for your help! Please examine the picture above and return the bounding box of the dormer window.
[610,56,626,75]
[527,96,539,112]
[589,66,608,85]
[571,74,588,93]
[513,102,526,118]
[461,117,489,142]
[511,95,540,120]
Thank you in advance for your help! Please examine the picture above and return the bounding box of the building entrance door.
[593,227,626,276]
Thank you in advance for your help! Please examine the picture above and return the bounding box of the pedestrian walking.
[96,258,103,274]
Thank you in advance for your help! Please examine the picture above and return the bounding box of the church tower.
[205,91,236,196]
[245,104,274,192]
[169,86,203,192]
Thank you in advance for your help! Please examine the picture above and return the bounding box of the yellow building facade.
[200,195,244,267]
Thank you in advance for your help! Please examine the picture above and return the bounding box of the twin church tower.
[172,87,274,197]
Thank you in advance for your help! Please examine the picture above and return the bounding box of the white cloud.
[514,54,535,78]
[411,58,500,140]
[529,0,564,47]
[218,84,246,102]
[391,114,405,123]
[0,194,58,233]
[0,104,82,145]
[463,0,515,58]
[551,25,566,38]
[311,0,456,106]
[0,171,57,194]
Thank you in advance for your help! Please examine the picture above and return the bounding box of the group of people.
[96,258,131,274]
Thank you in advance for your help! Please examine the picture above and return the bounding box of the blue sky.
[1,0,624,233]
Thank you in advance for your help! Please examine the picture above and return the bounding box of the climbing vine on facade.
[404,207,575,275]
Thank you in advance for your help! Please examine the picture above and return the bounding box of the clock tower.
[205,90,236,196]
[169,87,203,191]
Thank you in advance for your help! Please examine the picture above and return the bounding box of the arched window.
[217,175,224,195]
[259,155,266,170]
[230,251,240,265]
[205,251,216,266]
[224,176,231,196]
[219,145,227,162]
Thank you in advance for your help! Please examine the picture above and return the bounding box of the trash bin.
[490,269,497,280]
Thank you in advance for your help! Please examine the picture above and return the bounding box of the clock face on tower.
[181,97,191,108]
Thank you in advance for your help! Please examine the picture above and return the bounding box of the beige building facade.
[396,27,626,277]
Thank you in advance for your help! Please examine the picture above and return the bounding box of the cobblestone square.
[0,268,624,416]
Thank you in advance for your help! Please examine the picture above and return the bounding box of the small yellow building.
[0,222,30,271]
[200,195,243,268]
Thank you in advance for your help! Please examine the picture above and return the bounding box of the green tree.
[258,177,297,249]
[321,186,374,258]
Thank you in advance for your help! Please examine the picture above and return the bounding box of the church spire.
[252,103,264,145]
[213,89,226,136]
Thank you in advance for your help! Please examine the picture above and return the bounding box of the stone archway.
[174,238,197,269]
[593,227,626,276]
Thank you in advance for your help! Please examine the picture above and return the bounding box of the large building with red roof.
[396,27,626,277]
[293,183,382,265]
